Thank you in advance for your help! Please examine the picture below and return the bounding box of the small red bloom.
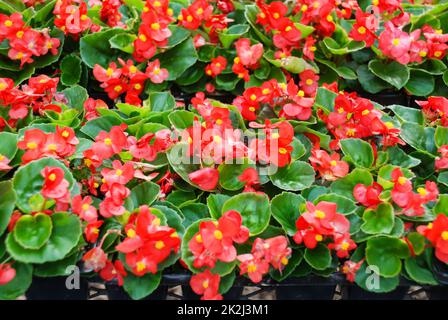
[72,195,98,222]
[341,260,363,283]
[188,167,219,191]
[353,182,383,208]
[99,260,127,286]
[235,38,263,68]
[205,56,227,77]
[418,214,448,263]
[190,270,222,300]
[85,220,104,243]
[0,263,16,285]
[41,166,70,200]
[146,59,169,83]
[83,247,108,272]
[309,148,349,181]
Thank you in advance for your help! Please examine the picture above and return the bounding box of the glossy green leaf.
[368,59,410,89]
[340,138,374,168]
[304,244,332,270]
[13,213,53,250]
[269,161,315,191]
[271,192,305,236]
[361,203,395,235]
[222,192,270,236]
[0,181,15,237]
[123,272,162,300]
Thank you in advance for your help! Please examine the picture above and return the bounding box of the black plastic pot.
[358,91,409,107]
[343,285,409,300]
[106,283,168,300]
[26,276,89,300]
[426,258,448,299]
[275,285,336,300]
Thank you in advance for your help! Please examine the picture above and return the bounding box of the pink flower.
[235,38,263,67]
[378,22,412,64]
[72,195,98,222]
[146,59,169,83]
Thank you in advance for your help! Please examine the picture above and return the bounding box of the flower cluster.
[390,168,438,217]
[309,147,349,181]
[319,91,404,149]
[0,75,62,128]
[54,0,92,37]
[133,0,173,62]
[40,166,71,210]
[418,214,448,264]
[0,13,60,67]
[116,205,181,275]
[237,236,291,283]
[18,126,79,164]
[416,96,448,127]
[232,38,264,81]
[293,201,356,258]
[93,59,168,105]
[190,269,222,300]
[189,211,249,268]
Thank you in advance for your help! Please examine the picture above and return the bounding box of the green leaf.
[404,70,435,96]
[168,110,195,129]
[269,161,315,191]
[404,256,437,285]
[181,203,209,228]
[123,272,162,300]
[218,160,255,191]
[218,24,250,48]
[356,64,392,94]
[314,87,337,112]
[264,51,317,74]
[304,243,332,270]
[12,158,75,214]
[412,59,447,75]
[365,236,410,278]
[222,192,270,236]
[33,252,80,277]
[355,261,399,293]
[388,104,424,125]
[166,190,196,207]
[330,168,373,200]
[80,28,129,68]
[368,59,410,89]
[6,212,81,264]
[60,54,82,86]
[361,203,395,235]
[109,33,136,54]
[434,194,448,215]
[438,171,448,188]
[158,38,198,81]
[387,146,421,168]
[407,232,425,256]
[207,194,230,219]
[316,58,357,80]
[62,85,88,110]
[127,181,160,210]
[163,25,190,49]
[271,192,305,236]
[443,70,448,86]
[181,219,236,275]
[313,194,357,215]
[323,38,365,55]
[0,181,16,237]
[13,213,53,250]
[435,126,448,148]
[146,91,175,112]
[340,138,374,168]
[80,116,122,139]
[400,122,437,155]
[0,263,32,300]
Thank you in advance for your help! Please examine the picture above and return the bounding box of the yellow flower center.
[362,109,370,116]
[61,130,70,138]
[47,143,57,151]
[315,210,326,219]
[392,38,400,46]
[127,229,136,238]
[305,79,313,86]
[285,26,292,32]
[104,138,112,145]
[279,147,287,154]
[151,22,160,30]
[196,8,203,15]
[155,241,165,250]
[82,203,90,211]
[417,187,427,196]
[139,34,147,42]
[281,257,289,265]
[216,119,223,125]
[195,234,203,243]
[4,20,12,27]
[419,51,427,57]
[247,263,257,273]
[273,13,280,19]
[115,169,123,176]
[297,90,305,97]
[214,230,223,240]
[301,5,308,12]
[16,31,24,38]
[326,15,333,22]
[136,261,146,272]
[187,15,193,22]
[202,280,209,288]
[315,234,323,242]
[442,231,448,241]
[341,241,350,250]
[434,51,442,58]
[134,84,142,90]
[106,68,114,77]
[48,173,57,181]
[250,94,257,101]
[330,160,337,166]
[114,85,122,92]
[398,177,407,185]
[358,26,366,34]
